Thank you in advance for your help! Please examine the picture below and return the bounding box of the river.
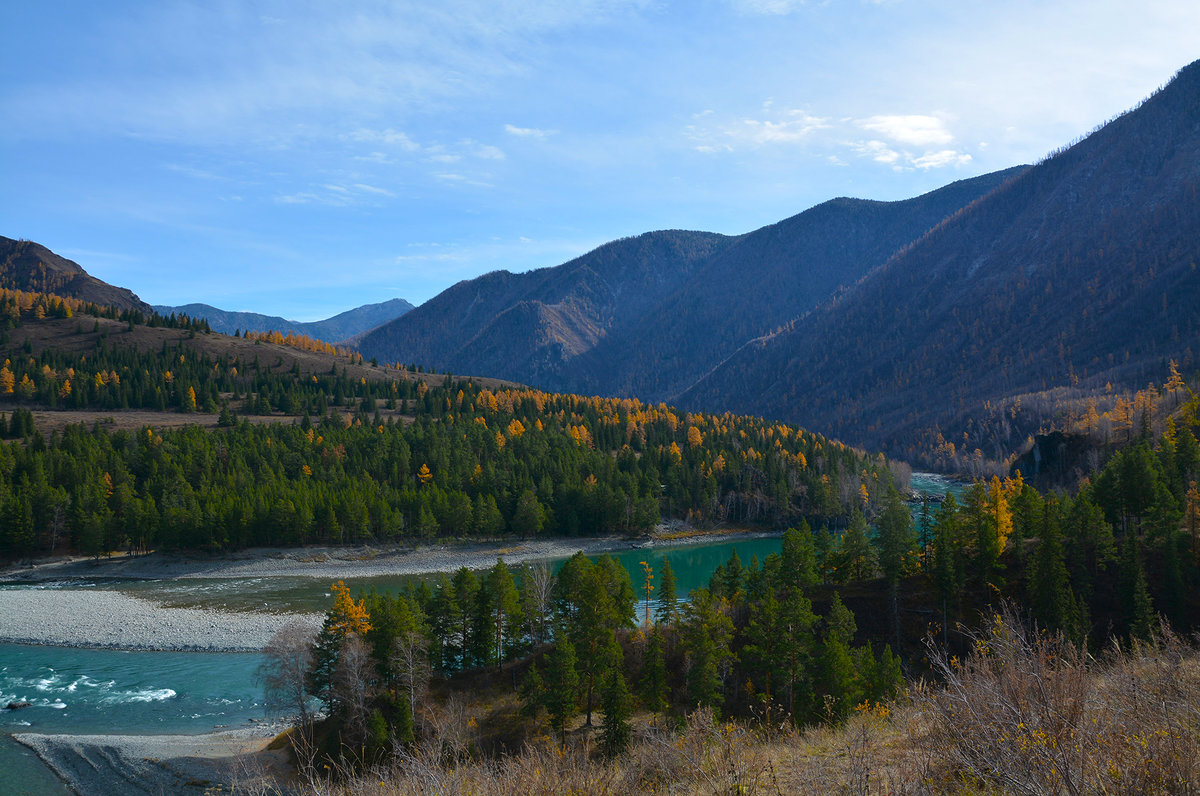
[0,472,963,793]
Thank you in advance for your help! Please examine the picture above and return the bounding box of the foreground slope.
[684,59,1200,462]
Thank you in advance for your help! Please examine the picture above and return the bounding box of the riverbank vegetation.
[269,381,1200,794]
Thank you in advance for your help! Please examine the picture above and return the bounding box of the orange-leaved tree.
[309,580,372,714]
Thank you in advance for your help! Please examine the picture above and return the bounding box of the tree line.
[0,390,897,559]
[277,542,904,765]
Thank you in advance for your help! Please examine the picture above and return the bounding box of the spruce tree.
[638,629,669,715]
[780,521,818,590]
[875,486,915,649]
[544,639,579,747]
[599,668,633,758]
[655,558,678,625]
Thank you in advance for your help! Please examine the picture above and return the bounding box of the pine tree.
[655,558,678,625]
[486,558,521,668]
[1118,534,1156,643]
[816,593,862,720]
[834,508,875,582]
[1028,500,1086,642]
[680,588,734,714]
[875,486,915,649]
[544,639,579,747]
[638,629,669,715]
[599,668,632,758]
[519,663,545,719]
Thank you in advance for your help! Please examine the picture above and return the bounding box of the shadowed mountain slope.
[354,229,734,384]
[355,170,1021,396]
[681,59,1200,462]
[573,167,1027,401]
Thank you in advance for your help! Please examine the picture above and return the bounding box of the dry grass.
[921,607,1200,795]
[267,610,1200,796]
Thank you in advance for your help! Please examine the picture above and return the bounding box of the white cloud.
[472,143,506,160]
[730,0,806,15]
[689,107,829,151]
[505,124,557,138]
[276,182,395,205]
[353,183,394,196]
[344,128,421,150]
[858,115,955,147]
[855,140,902,165]
[849,114,971,170]
[911,150,972,169]
[850,140,971,171]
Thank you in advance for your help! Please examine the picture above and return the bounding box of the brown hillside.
[0,236,152,313]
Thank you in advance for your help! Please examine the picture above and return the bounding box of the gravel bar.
[0,589,320,652]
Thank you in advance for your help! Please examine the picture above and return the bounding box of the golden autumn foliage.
[243,330,362,362]
[327,581,371,637]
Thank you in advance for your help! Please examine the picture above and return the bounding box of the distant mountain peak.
[153,298,415,344]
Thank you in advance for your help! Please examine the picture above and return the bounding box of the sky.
[2,1,1198,321]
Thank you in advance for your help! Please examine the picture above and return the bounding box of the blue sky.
[3,1,1197,320]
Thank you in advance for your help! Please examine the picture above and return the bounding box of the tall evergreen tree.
[1028,499,1087,642]
[638,629,669,715]
[655,558,678,625]
[544,638,579,747]
[875,486,916,649]
[599,668,633,758]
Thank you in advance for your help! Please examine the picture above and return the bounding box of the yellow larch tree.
[327,581,372,636]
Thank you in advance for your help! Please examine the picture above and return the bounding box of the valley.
[1,49,1199,796]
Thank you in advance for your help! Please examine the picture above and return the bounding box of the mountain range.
[6,58,1200,469]
[680,58,1200,461]
[153,299,414,343]
[353,168,1025,398]
[355,59,1200,464]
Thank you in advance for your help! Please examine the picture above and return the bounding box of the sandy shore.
[14,726,290,795]
[0,536,647,585]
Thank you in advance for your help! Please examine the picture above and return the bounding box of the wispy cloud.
[504,124,557,138]
[344,128,421,150]
[911,150,972,169]
[275,182,396,205]
[688,104,829,152]
[729,0,806,15]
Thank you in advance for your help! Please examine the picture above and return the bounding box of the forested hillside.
[354,230,733,389]
[683,59,1200,468]
[570,167,1026,401]
[0,289,898,560]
